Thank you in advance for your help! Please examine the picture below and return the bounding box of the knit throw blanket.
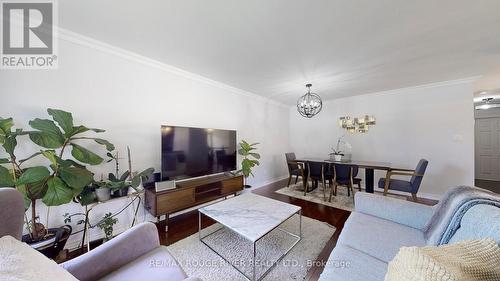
[423,186,500,245]
[385,238,500,281]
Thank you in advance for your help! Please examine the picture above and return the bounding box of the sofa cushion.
[318,244,388,281]
[0,235,78,281]
[338,212,426,262]
[99,246,188,281]
[448,204,500,244]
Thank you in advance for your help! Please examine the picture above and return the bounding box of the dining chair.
[285,153,307,187]
[328,164,359,202]
[307,161,329,200]
[378,159,428,201]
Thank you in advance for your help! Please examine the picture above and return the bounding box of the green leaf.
[0,158,10,164]
[249,153,260,159]
[28,131,65,148]
[25,180,48,199]
[0,166,15,187]
[70,143,103,165]
[0,134,4,145]
[131,176,141,188]
[94,138,115,151]
[0,117,14,135]
[29,118,64,137]
[2,135,17,154]
[59,166,93,189]
[47,109,74,136]
[42,176,73,206]
[41,150,57,166]
[17,166,50,185]
[56,157,85,169]
[67,126,105,138]
[77,186,96,206]
[119,171,130,181]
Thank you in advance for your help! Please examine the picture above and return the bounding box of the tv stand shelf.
[144,174,244,231]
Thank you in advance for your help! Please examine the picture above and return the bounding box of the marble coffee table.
[198,193,302,281]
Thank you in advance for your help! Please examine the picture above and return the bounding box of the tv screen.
[161,125,237,180]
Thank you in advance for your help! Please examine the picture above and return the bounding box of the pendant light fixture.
[297,83,322,118]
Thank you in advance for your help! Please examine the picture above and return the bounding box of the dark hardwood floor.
[475,179,500,194]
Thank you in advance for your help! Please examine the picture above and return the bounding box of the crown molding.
[340,76,480,102]
[56,27,289,109]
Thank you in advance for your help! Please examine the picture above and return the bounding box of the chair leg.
[411,193,418,202]
[322,177,327,201]
[329,184,333,202]
[347,184,351,197]
[295,175,299,184]
[287,175,292,187]
[357,182,361,191]
[383,172,391,196]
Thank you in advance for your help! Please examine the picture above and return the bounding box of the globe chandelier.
[297,83,322,118]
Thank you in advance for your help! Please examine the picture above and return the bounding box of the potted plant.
[96,212,118,242]
[0,109,114,245]
[94,181,112,202]
[329,136,346,161]
[236,140,260,188]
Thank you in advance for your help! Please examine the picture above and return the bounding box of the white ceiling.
[59,0,500,104]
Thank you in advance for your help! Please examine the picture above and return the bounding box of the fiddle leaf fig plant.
[0,109,114,241]
[236,140,260,188]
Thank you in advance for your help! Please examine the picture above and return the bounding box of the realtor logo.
[1,0,58,69]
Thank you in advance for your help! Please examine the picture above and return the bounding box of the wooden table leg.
[365,168,375,193]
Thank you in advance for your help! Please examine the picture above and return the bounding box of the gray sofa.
[319,186,500,281]
[62,222,201,281]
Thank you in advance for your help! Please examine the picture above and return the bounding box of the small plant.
[236,140,260,188]
[329,136,346,156]
[96,212,118,241]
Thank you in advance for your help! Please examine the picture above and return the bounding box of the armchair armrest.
[354,192,435,230]
[61,222,160,281]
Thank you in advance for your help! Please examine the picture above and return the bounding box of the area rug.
[167,215,335,281]
[276,182,405,212]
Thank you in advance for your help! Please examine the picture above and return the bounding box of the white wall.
[289,79,476,198]
[0,32,289,248]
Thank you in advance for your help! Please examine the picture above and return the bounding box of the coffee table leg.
[299,209,302,239]
[198,211,201,241]
[253,241,256,281]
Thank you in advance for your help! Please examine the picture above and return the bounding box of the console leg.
[164,214,169,232]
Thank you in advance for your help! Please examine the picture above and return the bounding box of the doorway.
[474,91,500,193]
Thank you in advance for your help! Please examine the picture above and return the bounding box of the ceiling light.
[297,84,322,118]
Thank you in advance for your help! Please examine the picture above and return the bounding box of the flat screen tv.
[161,125,237,180]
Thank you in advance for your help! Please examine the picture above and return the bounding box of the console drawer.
[157,188,194,214]
[221,177,243,194]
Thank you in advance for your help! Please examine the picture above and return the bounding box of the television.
[161,125,237,180]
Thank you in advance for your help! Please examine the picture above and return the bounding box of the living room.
[1,1,499,281]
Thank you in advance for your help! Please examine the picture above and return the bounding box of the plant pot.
[333,154,342,161]
[96,187,111,202]
[112,187,128,198]
[22,225,72,260]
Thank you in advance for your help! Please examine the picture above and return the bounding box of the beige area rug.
[167,215,335,281]
[276,182,405,212]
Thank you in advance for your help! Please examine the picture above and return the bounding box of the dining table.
[295,157,392,193]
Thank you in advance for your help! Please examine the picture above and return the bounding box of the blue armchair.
[378,159,428,201]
